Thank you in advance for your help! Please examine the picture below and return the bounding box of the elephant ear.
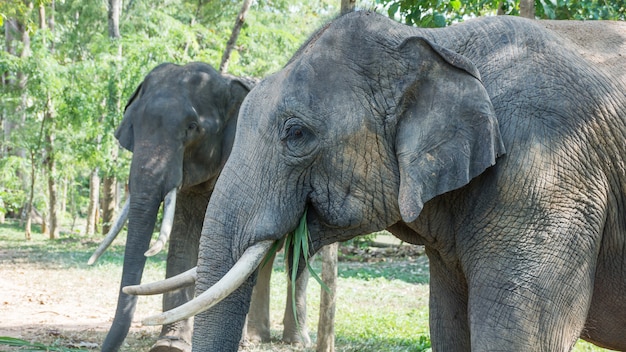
[394,37,505,223]
[114,82,143,152]
[227,75,256,110]
[218,76,257,164]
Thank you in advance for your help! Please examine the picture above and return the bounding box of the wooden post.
[316,242,338,352]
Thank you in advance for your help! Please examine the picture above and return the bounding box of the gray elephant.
[131,12,626,352]
[94,62,310,352]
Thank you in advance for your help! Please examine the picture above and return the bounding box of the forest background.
[0,0,624,240]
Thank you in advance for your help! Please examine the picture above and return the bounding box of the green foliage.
[0,336,87,352]
[375,0,625,27]
[0,156,28,214]
[0,0,336,226]
[534,0,625,20]
[376,0,501,27]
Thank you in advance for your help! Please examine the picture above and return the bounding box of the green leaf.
[284,208,330,326]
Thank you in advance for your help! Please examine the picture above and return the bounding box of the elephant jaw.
[124,240,275,326]
[86,187,178,265]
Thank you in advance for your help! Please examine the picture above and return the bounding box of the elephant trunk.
[101,190,162,351]
[102,150,181,351]
[192,162,283,351]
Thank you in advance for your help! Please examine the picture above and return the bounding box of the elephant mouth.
[305,201,362,245]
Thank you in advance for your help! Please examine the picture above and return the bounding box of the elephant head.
[133,12,504,351]
[99,62,253,352]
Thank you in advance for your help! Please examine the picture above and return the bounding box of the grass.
[0,220,611,351]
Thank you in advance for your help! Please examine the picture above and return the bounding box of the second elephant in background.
[92,62,310,352]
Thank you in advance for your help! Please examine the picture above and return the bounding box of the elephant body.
[170,12,626,352]
[101,62,310,352]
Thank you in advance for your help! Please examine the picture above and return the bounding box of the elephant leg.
[150,226,199,352]
[245,251,275,343]
[465,226,599,351]
[282,264,311,346]
[426,248,471,351]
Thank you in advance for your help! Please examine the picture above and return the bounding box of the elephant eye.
[188,122,198,131]
[282,123,309,143]
[281,120,318,159]
[288,126,304,139]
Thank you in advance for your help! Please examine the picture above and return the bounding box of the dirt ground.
[0,232,423,352]
[0,244,162,351]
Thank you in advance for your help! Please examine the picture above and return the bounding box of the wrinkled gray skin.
[190,12,626,352]
[101,62,310,352]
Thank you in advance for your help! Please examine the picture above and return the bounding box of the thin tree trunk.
[102,0,122,235]
[102,176,116,234]
[317,243,338,352]
[50,0,55,53]
[496,1,505,15]
[47,132,59,239]
[60,177,67,214]
[340,0,356,15]
[85,168,100,236]
[24,150,36,240]
[519,0,534,18]
[38,5,60,240]
[107,0,121,39]
[219,0,252,74]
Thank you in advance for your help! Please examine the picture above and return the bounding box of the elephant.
[94,62,311,352]
[130,12,626,352]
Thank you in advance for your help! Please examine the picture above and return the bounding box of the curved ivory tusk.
[141,240,275,326]
[123,267,197,295]
[144,188,177,257]
[87,197,131,265]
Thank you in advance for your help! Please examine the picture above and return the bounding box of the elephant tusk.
[123,267,197,295]
[140,240,275,326]
[144,188,177,257]
[87,197,130,265]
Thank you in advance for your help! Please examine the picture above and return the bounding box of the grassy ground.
[0,220,609,351]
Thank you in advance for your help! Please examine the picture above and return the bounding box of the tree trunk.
[519,0,534,18]
[85,168,100,236]
[24,150,37,241]
[102,0,122,235]
[39,3,60,240]
[107,0,121,39]
[60,177,67,214]
[46,131,59,239]
[317,243,338,352]
[102,176,116,234]
[219,0,252,73]
[340,0,356,15]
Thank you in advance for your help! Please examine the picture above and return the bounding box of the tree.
[376,0,625,27]
[1,0,339,240]
[37,0,61,239]
[220,0,252,73]
[101,0,123,235]
[341,0,357,15]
